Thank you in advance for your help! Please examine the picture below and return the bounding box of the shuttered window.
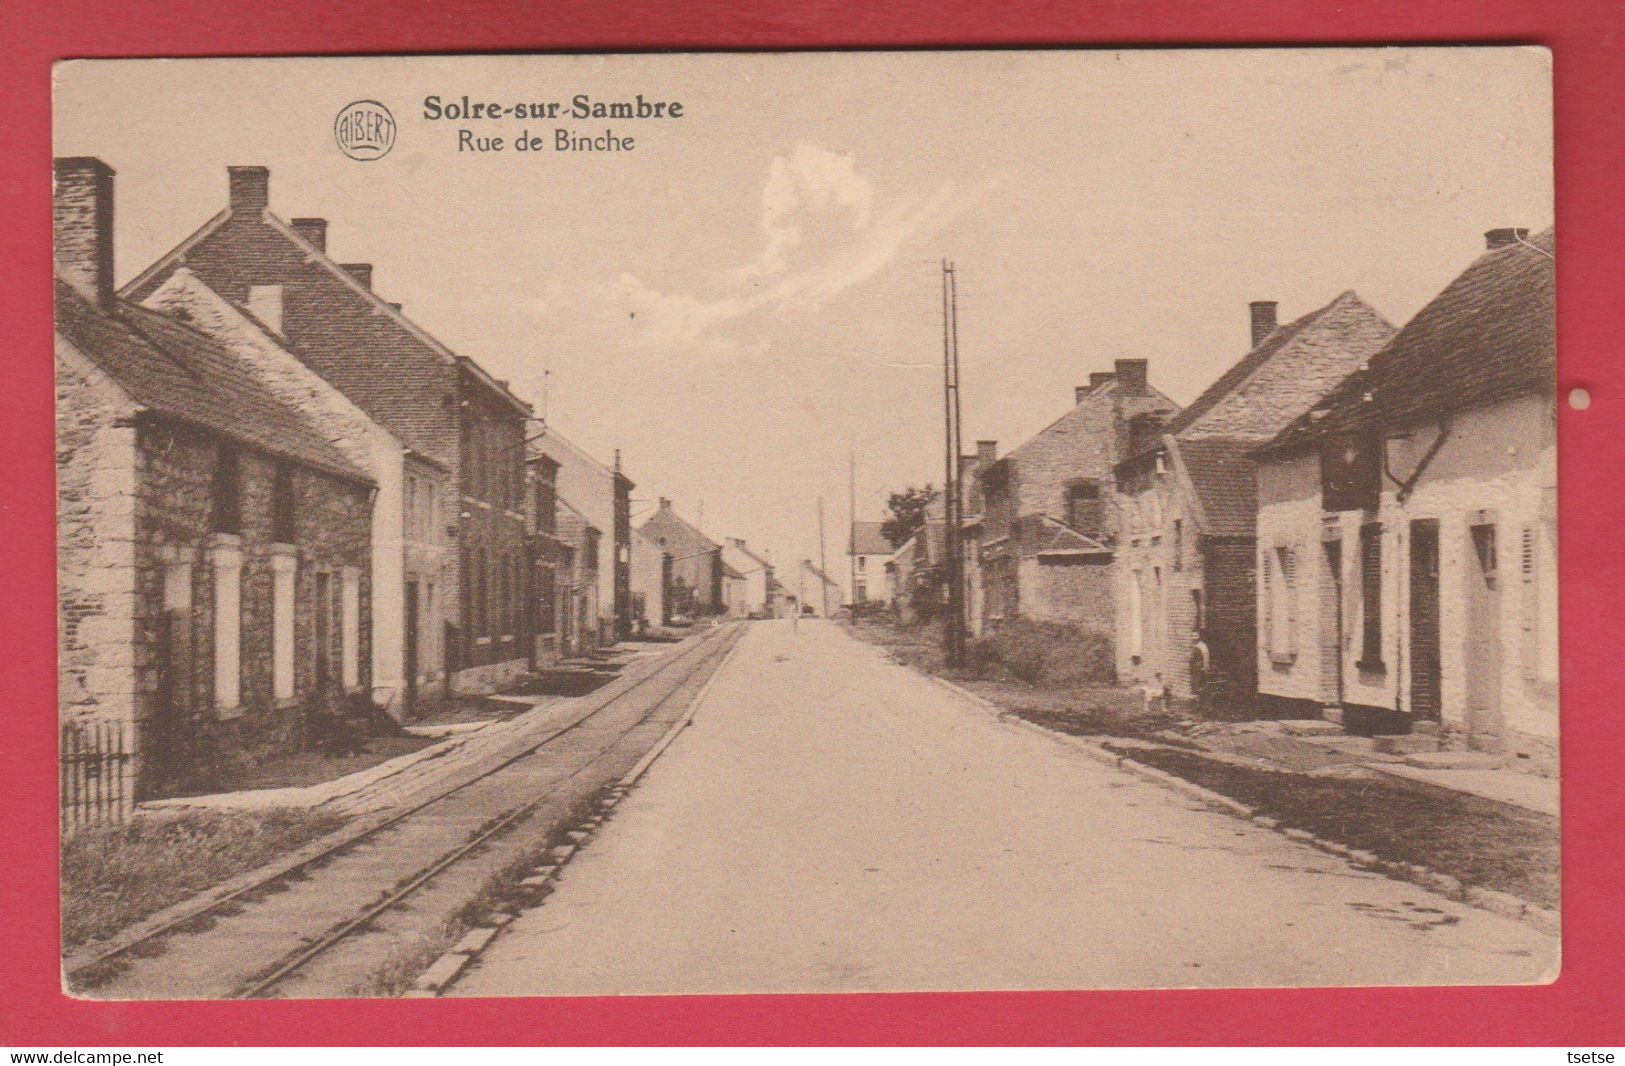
[1359,522,1383,668]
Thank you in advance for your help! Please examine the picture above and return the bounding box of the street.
[451,619,1558,995]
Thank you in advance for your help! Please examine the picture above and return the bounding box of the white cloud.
[607,144,973,352]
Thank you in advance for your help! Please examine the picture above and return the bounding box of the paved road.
[452,619,1557,996]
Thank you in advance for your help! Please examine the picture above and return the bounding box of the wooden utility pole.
[817,496,830,618]
[941,260,967,666]
[848,451,858,611]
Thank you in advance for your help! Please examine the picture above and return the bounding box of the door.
[1465,523,1504,749]
[403,580,420,715]
[1408,519,1442,722]
[314,572,333,688]
[1321,540,1344,706]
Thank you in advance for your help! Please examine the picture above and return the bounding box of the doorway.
[1321,539,1344,706]
[404,580,420,715]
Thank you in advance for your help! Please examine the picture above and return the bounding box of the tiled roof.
[56,281,370,485]
[1123,291,1389,468]
[850,520,893,556]
[1267,230,1556,452]
[1002,377,1178,474]
[1173,436,1258,538]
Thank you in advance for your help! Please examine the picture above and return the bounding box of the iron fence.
[60,718,132,836]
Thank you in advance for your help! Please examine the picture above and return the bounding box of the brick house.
[639,499,722,617]
[55,157,374,796]
[976,360,1179,641]
[122,165,533,697]
[1255,230,1556,771]
[524,451,574,663]
[1113,293,1395,710]
[527,430,633,643]
[137,268,450,719]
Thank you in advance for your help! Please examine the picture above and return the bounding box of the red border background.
[4,0,1621,1046]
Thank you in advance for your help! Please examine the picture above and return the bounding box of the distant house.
[885,532,922,622]
[847,521,895,608]
[1113,294,1395,710]
[55,158,375,797]
[628,525,670,631]
[977,360,1179,640]
[123,164,533,697]
[527,431,634,644]
[721,538,774,616]
[524,450,573,665]
[554,498,602,655]
[1255,229,1555,771]
[640,498,722,617]
[796,561,843,617]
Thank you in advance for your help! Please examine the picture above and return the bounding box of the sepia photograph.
[51,48,1556,1000]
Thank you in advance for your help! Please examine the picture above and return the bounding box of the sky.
[54,49,1552,580]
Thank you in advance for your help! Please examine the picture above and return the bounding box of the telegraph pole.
[849,451,858,611]
[817,496,830,618]
[941,260,966,666]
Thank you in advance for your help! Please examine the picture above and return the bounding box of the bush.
[969,618,1115,687]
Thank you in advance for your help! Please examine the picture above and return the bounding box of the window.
[856,556,867,573]
[1265,544,1297,661]
[1359,522,1384,668]
[1172,519,1183,571]
[271,462,296,543]
[500,555,512,636]
[854,581,867,604]
[1067,481,1103,534]
[475,550,489,637]
[211,445,242,534]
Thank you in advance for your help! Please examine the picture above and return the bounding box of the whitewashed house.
[1254,228,1556,773]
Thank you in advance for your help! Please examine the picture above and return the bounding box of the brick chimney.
[53,157,116,309]
[1114,358,1149,395]
[1249,301,1278,348]
[1485,227,1529,249]
[340,262,373,288]
[228,166,269,212]
[977,440,997,464]
[1089,371,1116,391]
[659,497,672,510]
[290,218,327,252]
[1074,385,1091,404]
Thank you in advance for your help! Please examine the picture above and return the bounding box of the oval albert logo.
[334,100,396,161]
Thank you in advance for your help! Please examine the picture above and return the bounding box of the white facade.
[1256,393,1557,768]
[721,539,772,616]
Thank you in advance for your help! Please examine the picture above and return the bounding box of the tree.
[881,484,936,549]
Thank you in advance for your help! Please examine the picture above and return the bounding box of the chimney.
[228,166,270,212]
[1249,301,1278,348]
[53,157,116,309]
[1074,385,1091,404]
[340,262,373,288]
[977,440,997,464]
[1089,371,1116,392]
[1485,227,1529,250]
[387,302,402,312]
[659,497,671,510]
[1114,358,1149,395]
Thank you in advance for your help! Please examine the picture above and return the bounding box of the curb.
[923,670,1559,937]
[409,623,748,997]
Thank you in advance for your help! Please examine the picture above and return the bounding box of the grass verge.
[1107,744,1559,908]
[62,807,349,952]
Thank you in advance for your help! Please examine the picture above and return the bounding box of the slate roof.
[56,281,370,485]
[1267,229,1556,453]
[850,521,893,556]
[1173,437,1259,538]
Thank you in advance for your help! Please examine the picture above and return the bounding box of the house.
[137,268,450,720]
[1113,294,1395,711]
[55,157,375,797]
[721,537,774,617]
[628,525,669,631]
[527,431,634,643]
[122,164,533,697]
[977,360,1180,641]
[1255,229,1556,771]
[639,498,722,617]
[847,521,894,608]
[721,562,750,618]
[795,561,844,617]
[884,532,921,622]
[554,498,603,655]
[524,450,573,664]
